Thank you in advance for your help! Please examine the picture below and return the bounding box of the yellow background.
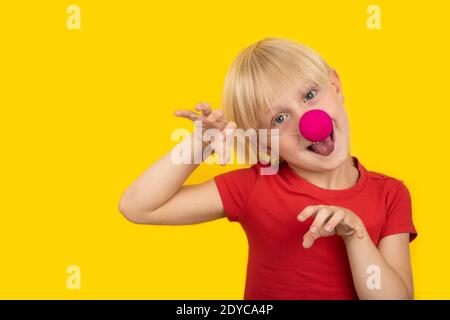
[0,0,448,299]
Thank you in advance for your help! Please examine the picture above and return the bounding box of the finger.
[205,110,226,131]
[218,122,237,165]
[208,135,217,153]
[324,209,345,232]
[215,135,225,165]
[174,110,202,121]
[220,121,237,140]
[195,102,212,117]
[343,215,364,239]
[303,230,320,249]
[297,205,325,222]
[206,109,224,124]
[308,206,333,234]
[302,207,334,249]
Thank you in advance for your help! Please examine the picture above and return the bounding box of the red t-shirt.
[213,156,417,300]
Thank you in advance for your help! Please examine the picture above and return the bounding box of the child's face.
[261,69,350,172]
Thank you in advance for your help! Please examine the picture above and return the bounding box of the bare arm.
[344,232,414,299]
[118,102,236,225]
[298,205,414,299]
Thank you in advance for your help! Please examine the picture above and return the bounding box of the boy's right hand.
[174,102,237,165]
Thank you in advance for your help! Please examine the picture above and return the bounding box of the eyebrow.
[270,105,290,117]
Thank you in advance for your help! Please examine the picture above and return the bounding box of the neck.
[288,155,360,190]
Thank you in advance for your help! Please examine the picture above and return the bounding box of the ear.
[328,68,345,104]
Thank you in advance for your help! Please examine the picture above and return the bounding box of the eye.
[303,90,317,102]
[271,113,289,126]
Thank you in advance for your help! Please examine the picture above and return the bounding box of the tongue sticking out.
[309,134,335,156]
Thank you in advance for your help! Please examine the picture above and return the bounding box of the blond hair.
[222,37,331,130]
[221,37,332,162]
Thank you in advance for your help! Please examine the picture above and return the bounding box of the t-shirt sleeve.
[380,180,417,242]
[213,165,259,222]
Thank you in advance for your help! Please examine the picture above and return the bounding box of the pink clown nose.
[299,109,333,142]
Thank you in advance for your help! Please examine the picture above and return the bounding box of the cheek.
[276,138,307,159]
[320,91,343,111]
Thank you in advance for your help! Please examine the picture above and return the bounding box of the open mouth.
[306,130,335,156]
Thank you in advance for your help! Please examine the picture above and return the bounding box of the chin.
[311,149,349,171]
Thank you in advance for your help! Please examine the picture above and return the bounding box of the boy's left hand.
[297,205,365,249]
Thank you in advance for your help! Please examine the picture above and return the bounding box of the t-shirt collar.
[281,155,369,200]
